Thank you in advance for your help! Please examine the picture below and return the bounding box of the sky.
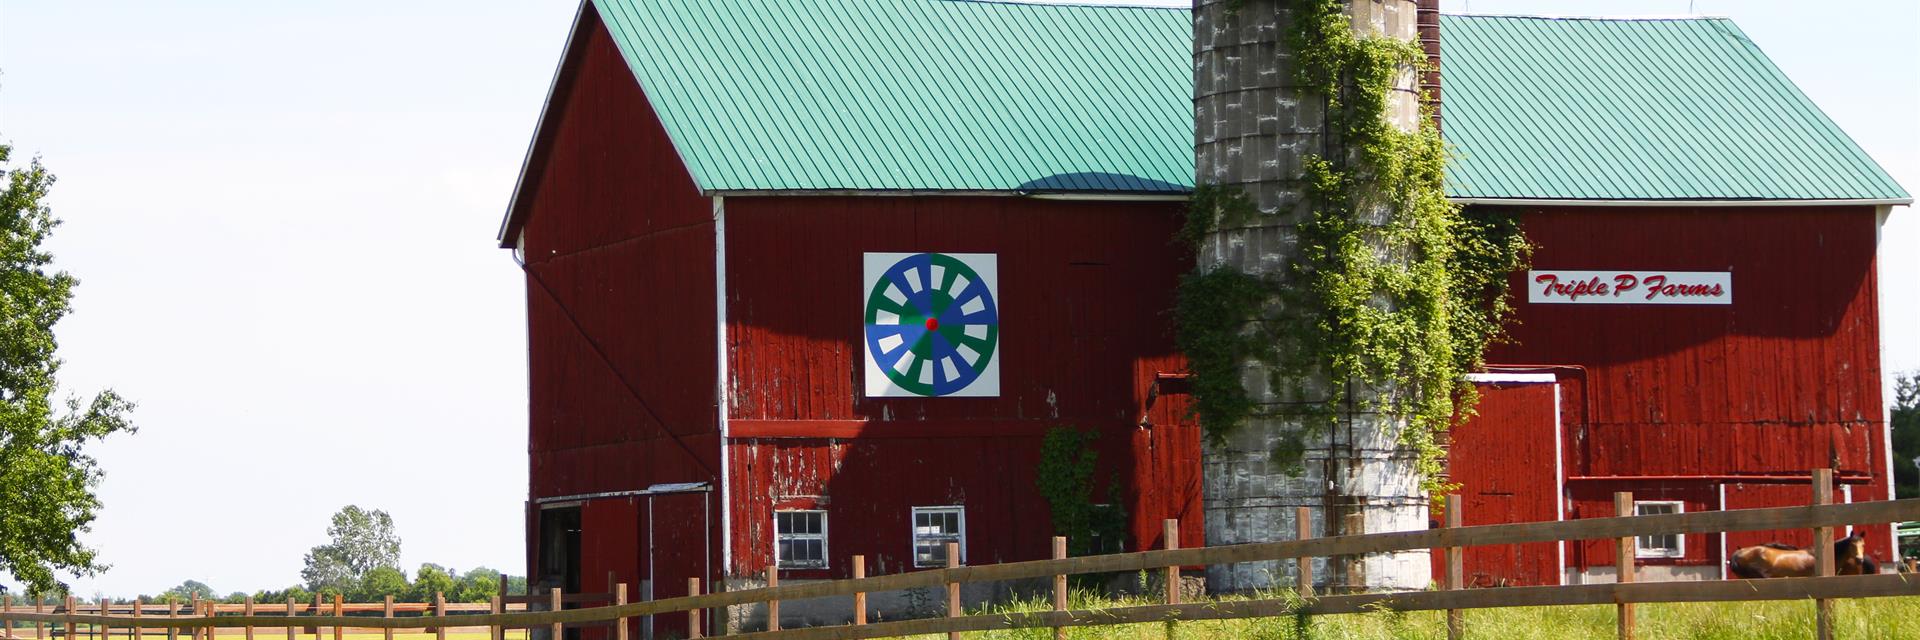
[0,0,1915,598]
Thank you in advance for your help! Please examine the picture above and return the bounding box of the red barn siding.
[1457,205,1894,574]
[721,196,1201,577]
[518,7,720,617]
[1443,382,1563,586]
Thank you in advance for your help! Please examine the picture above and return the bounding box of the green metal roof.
[591,0,1193,193]
[579,3,1907,201]
[1442,15,1909,202]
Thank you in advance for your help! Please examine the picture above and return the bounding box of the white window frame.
[774,510,829,570]
[1633,501,1685,559]
[911,506,967,568]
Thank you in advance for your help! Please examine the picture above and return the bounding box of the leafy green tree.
[355,566,410,602]
[409,564,455,603]
[0,144,137,597]
[1894,373,1918,500]
[161,581,218,602]
[451,568,500,603]
[301,506,402,593]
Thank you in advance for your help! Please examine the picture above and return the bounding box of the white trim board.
[1465,372,1557,384]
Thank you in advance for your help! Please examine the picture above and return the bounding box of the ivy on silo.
[1176,0,1530,494]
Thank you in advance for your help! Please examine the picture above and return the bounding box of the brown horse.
[1728,531,1873,578]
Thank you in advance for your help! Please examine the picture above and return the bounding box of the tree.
[451,568,501,603]
[409,564,455,603]
[354,566,410,602]
[0,144,137,596]
[161,581,217,602]
[1894,373,1918,500]
[301,506,401,592]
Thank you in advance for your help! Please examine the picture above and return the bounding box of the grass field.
[10,595,1920,639]
[890,592,1920,640]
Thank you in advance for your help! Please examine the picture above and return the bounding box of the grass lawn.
[894,593,1920,640]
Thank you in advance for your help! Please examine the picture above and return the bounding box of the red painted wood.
[1455,205,1892,581]
[579,498,640,640]
[517,11,721,612]
[1442,382,1562,586]
[719,196,1202,577]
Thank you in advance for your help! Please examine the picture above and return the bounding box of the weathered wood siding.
[518,11,718,635]
[721,195,1201,578]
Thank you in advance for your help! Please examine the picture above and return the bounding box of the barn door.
[1440,378,1564,586]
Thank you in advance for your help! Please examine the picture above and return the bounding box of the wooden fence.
[4,470,1916,640]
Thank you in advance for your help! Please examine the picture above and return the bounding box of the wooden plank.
[282,599,292,640]
[434,593,446,640]
[382,597,393,640]
[548,589,562,640]
[243,597,254,640]
[1163,520,1179,606]
[489,596,503,640]
[613,583,628,640]
[766,568,779,633]
[331,596,342,640]
[36,596,46,640]
[1050,538,1066,640]
[66,596,76,640]
[275,499,1915,620]
[945,542,961,640]
[851,556,866,627]
[1444,495,1462,640]
[685,580,701,639]
[1614,492,1635,640]
[1296,506,1313,597]
[1813,469,1834,640]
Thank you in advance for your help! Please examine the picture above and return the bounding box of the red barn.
[497,1,1908,630]
[1438,15,1910,586]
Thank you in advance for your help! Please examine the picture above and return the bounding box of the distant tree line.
[6,506,525,604]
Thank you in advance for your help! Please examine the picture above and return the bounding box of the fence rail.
[5,469,1917,640]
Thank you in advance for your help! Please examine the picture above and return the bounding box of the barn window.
[775,510,828,569]
[1633,501,1685,558]
[912,506,966,568]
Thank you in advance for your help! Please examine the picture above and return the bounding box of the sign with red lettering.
[1528,270,1731,305]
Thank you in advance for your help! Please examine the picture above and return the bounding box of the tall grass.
[897,590,1920,639]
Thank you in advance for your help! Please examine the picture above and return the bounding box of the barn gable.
[1441,16,1910,204]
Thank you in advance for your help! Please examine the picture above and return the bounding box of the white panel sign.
[1528,270,1731,305]
[862,253,1000,397]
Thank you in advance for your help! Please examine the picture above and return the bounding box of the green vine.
[1175,0,1531,494]
[1036,426,1129,556]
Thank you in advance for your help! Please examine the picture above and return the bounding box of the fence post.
[1163,519,1180,606]
[165,599,176,640]
[1445,494,1464,640]
[434,592,446,640]
[1813,468,1835,640]
[1051,537,1067,640]
[685,579,701,640]
[244,596,255,640]
[489,593,503,640]
[946,541,962,640]
[1295,506,1314,598]
[2,595,9,638]
[330,595,342,640]
[1614,491,1636,640]
[38,595,48,640]
[380,596,392,640]
[67,595,77,640]
[852,556,867,627]
[548,588,562,640]
[188,596,199,640]
[309,595,320,640]
[763,567,779,633]
[133,598,144,640]
[614,583,628,640]
[281,598,292,640]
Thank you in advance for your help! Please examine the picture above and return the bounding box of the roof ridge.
[1444,13,1730,21]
